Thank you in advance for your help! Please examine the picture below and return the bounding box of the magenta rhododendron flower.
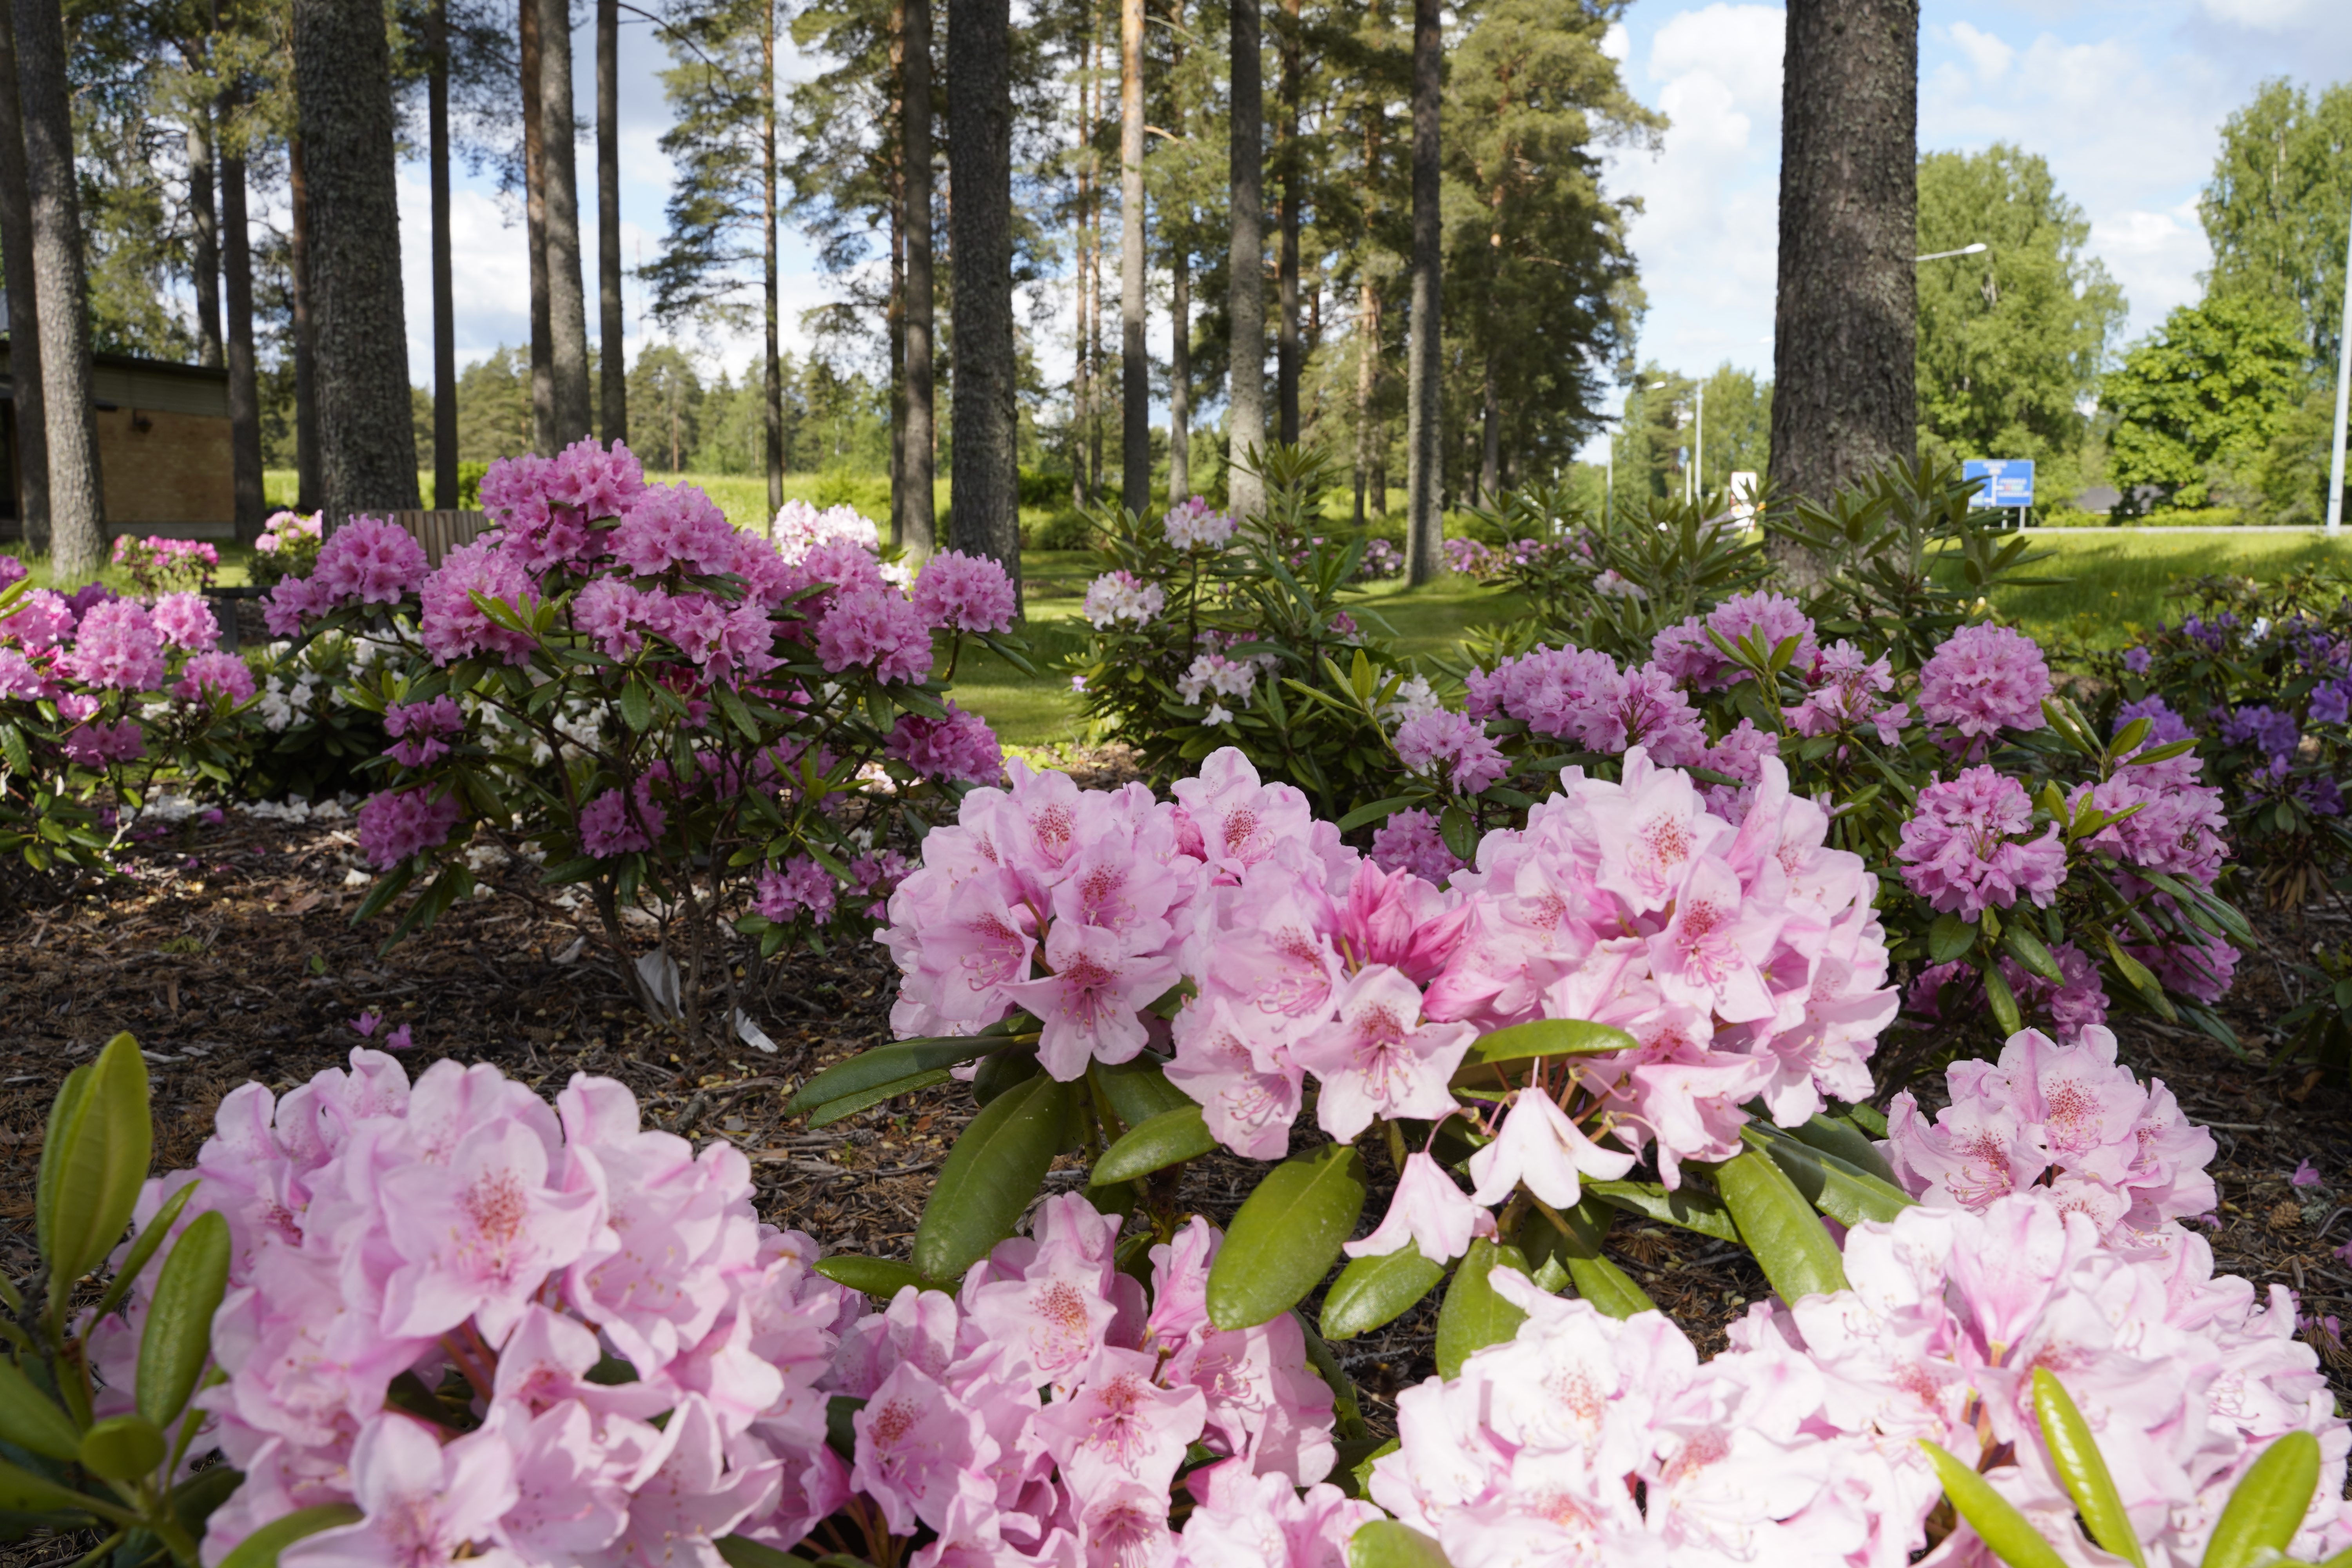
[356,786,463,868]
[174,650,256,706]
[1393,710,1508,796]
[886,701,1005,786]
[150,591,219,652]
[1366,806,1463,884]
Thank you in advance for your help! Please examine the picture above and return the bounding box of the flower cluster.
[1175,652,1256,724]
[1358,538,1403,579]
[1917,620,2051,739]
[256,443,1010,898]
[1374,1186,2352,1568]
[884,745,1896,1194]
[1081,570,1165,629]
[100,1056,1343,1568]
[111,534,220,597]
[1895,765,2067,918]
[1651,591,1819,691]
[1162,495,1236,552]
[1882,1024,2218,1243]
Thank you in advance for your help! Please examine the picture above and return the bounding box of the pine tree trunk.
[0,0,47,550]
[539,0,590,445]
[1169,252,1189,501]
[15,0,100,577]
[429,0,458,506]
[1119,0,1147,512]
[1353,278,1379,528]
[889,9,907,548]
[1402,0,1442,584]
[1086,16,1102,504]
[902,0,936,553]
[187,101,223,369]
[290,136,322,509]
[946,0,1020,594]
[1073,40,1092,509]
[1769,0,1917,562]
[1274,0,1299,444]
[222,139,263,538]
[1226,0,1265,520]
[760,0,783,517]
[292,0,421,512]
[521,0,553,454]
[1479,347,1500,504]
[596,0,625,446]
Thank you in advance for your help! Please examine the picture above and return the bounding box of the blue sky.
[388,0,2352,436]
[1604,0,2352,389]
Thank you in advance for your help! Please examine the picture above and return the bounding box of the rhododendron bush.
[0,564,258,893]
[1063,445,1425,814]
[784,736,2345,1568]
[252,442,1021,1038]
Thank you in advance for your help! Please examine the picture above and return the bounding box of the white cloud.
[1946,21,2016,81]
[1602,5,1785,383]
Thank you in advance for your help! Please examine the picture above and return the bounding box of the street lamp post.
[2329,197,2351,537]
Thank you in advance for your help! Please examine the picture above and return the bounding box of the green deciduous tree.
[2101,291,2309,514]
[2201,77,2352,372]
[1915,143,2125,505]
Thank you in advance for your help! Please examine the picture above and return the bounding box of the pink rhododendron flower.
[1000,919,1182,1080]
[1918,621,2051,737]
[815,585,934,682]
[1367,808,1465,884]
[1291,965,1476,1141]
[60,599,166,690]
[175,650,258,706]
[419,539,539,664]
[1465,1089,1637,1209]
[383,695,465,767]
[1881,1025,2217,1241]
[151,591,220,651]
[755,855,839,926]
[1393,710,1508,796]
[911,550,1018,633]
[1896,766,2067,918]
[307,516,432,608]
[1348,1150,1498,1264]
[286,1414,517,1568]
[887,702,1005,785]
[3,587,75,650]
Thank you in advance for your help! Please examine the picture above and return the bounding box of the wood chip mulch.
[1,742,2346,1465]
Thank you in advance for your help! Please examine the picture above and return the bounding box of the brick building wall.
[1,344,235,537]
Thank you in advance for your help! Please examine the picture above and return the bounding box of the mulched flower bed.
[3,742,2347,1450]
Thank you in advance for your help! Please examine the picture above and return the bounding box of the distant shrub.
[1031,508,1101,551]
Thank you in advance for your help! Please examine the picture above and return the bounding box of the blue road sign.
[1963,459,2035,508]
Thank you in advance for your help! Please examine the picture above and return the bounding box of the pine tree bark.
[15,0,102,578]
[521,0,554,454]
[1479,348,1500,503]
[187,101,223,368]
[1353,278,1379,527]
[760,0,783,517]
[1226,0,1265,520]
[222,138,263,537]
[889,0,907,543]
[290,136,321,508]
[539,0,590,445]
[1118,0,1148,512]
[428,0,458,506]
[595,0,625,445]
[1769,0,1917,557]
[1402,0,1441,584]
[291,0,421,512]
[1169,253,1189,501]
[0,0,47,550]
[947,0,1020,593]
[902,0,936,553]
[1086,16,1102,503]
[1274,0,1299,444]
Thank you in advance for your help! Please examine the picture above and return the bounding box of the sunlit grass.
[1963,531,2352,648]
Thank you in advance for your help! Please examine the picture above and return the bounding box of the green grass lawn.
[1958,531,2352,648]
